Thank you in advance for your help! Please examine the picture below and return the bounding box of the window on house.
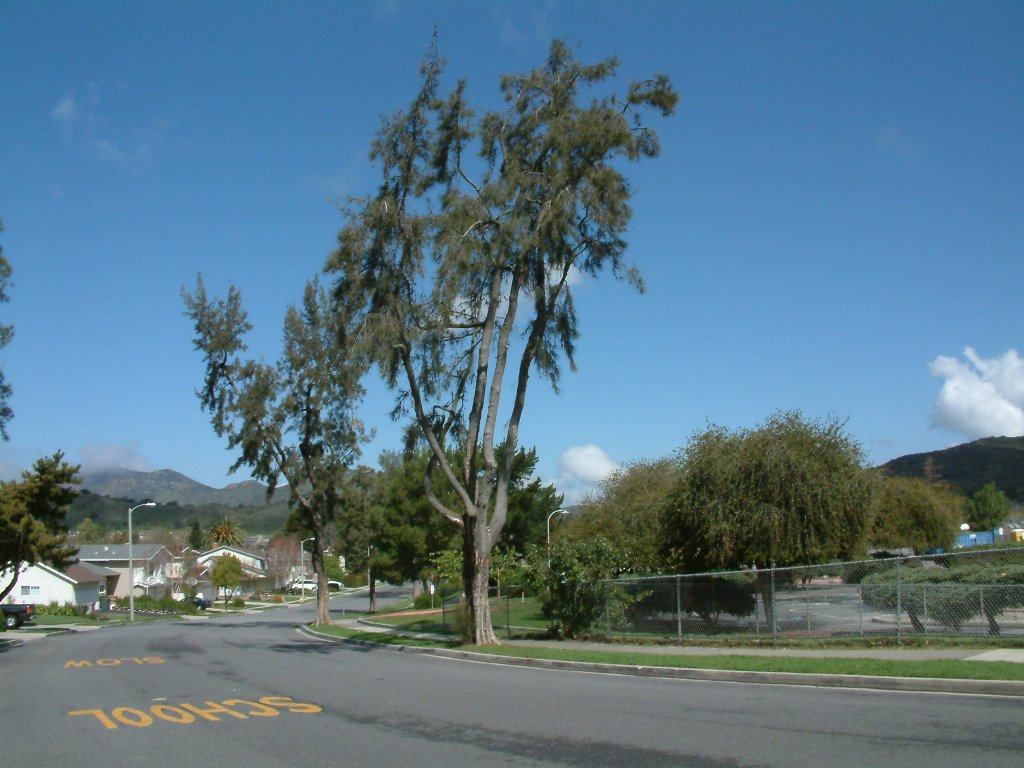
[20,585,40,596]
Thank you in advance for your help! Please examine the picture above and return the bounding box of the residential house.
[3,561,118,610]
[76,544,173,600]
[196,545,273,597]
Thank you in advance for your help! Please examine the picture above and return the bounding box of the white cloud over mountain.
[929,347,1024,440]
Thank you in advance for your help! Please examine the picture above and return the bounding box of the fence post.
[770,561,777,643]
[979,584,985,633]
[859,583,864,637]
[896,559,902,645]
[675,576,682,640]
[442,596,446,629]
[506,593,511,640]
[806,581,811,633]
[923,584,928,635]
[605,582,612,635]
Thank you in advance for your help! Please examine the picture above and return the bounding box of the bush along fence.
[591,546,1024,643]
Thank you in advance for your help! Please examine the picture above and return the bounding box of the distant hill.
[81,468,271,507]
[880,436,1024,501]
[72,468,292,534]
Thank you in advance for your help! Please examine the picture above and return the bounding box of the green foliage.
[113,594,201,615]
[680,576,757,632]
[211,554,244,599]
[183,274,368,625]
[662,411,875,572]
[527,536,628,639]
[868,475,963,553]
[567,458,678,573]
[35,601,84,617]
[430,548,463,590]
[188,519,205,549]
[0,452,81,601]
[208,515,243,547]
[967,482,1012,532]
[364,447,558,588]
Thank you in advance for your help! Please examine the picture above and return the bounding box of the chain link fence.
[596,546,1024,643]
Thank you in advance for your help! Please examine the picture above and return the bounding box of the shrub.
[229,597,245,608]
[343,572,367,588]
[35,601,84,616]
[527,537,631,639]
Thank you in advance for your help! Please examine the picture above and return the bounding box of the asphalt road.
[2,591,1022,768]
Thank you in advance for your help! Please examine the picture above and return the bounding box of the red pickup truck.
[2,603,34,630]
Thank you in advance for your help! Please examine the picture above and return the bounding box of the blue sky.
[1,1,1022,503]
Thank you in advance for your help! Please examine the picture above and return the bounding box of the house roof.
[77,544,170,562]
[198,545,267,569]
[11,560,115,586]
[63,562,106,584]
[69,561,119,579]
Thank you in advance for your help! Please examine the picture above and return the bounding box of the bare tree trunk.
[311,514,331,626]
[463,515,498,645]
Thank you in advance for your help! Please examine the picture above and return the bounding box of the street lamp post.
[547,509,569,567]
[300,538,314,602]
[127,502,156,623]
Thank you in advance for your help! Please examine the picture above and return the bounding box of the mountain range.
[81,468,273,507]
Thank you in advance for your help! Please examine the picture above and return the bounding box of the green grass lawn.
[310,624,1024,682]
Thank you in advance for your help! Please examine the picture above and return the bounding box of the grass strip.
[312,624,1024,681]
[467,645,1024,681]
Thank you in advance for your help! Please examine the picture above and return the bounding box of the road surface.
[2,590,1021,767]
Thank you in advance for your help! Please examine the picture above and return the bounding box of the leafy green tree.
[527,536,625,639]
[0,453,81,601]
[566,458,677,573]
[207,515,243,548]
[328,40,676,644]
[188,519,205,550]
[183,277,368,625]
[211,554,244,607]
[69,516,106,545]
[869,475,963,553]
[967,482,1012,532]
[661,412,875,627]
[0,219,13,439]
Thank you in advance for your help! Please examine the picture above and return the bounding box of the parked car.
[2,603,34,629]
[188,596,213,610]
[288,579,342,594]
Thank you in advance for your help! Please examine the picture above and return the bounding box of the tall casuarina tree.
[328,39,677,644]
[183,277,368,625]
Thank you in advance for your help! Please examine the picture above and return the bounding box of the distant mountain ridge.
[81,468,272,507]
[881,435,1024,501]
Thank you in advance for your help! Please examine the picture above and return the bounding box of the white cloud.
[554,443,619,503]
[78,443,151,475]
[50,82,167,174]
[929,347,1024,440]
[51,94,78,125]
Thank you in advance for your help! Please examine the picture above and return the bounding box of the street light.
[547,509,569,567]
[127,502,157,623]
[300,538,314,602]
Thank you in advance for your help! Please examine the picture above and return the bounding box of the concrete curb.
[298,625,1024,698]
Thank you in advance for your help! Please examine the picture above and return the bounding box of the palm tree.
[208,516,243,548]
